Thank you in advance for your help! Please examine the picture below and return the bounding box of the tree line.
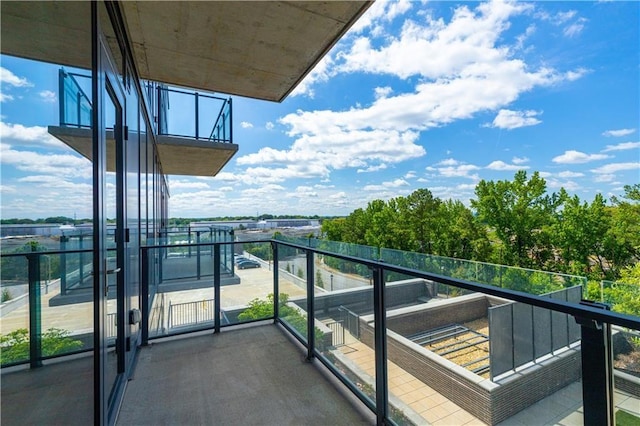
[322,171,639,282]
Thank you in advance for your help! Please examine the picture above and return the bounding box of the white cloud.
[39,90,56,103]
[557,171,584,178]
[237,128,424,178]
[427,161,480,180]
[593,174,615,183]
[546,178,581,191]
[563,18,587,38]
[241,184,285,197]
[0,122,67,149]
[486,160,528,171]
[0,145,92,178]
[262,1,590,183]
[290,54,335,98]
[602,128,636,137]
[329,192,347,199]
[357,163,388,173]
[0,93,14,102]
[1,67,32,87]
[552,150,611,164]
[602,141,640,152]
[486,109,542,130]
[265,122,275,130]
[363,178,409,191]
[289,186,318,199]
[404,171,417,179]
[374,86,393,99]
[436,158,459,166]
[350,0,413,34]
[512,156,529,164]
[0,184,16,193]
[240,121,253,129]
[590,162,640,174]
[169,180,210,190]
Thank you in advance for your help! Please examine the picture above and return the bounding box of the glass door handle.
[106,268,121,274]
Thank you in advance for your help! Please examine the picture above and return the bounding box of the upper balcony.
[47,68,238,177]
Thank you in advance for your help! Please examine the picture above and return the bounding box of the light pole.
[330,274,334,291]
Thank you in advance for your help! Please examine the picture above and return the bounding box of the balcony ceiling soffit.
[122,1,370,101]
[1,1,371,102]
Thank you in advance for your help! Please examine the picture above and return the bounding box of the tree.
[605,184,640,276]
[553,192,610,278]
[401,188,441,253]
[437,199,490,261]
[472,171,561,268]
[321,218,346,241]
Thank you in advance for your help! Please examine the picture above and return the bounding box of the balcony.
[1,237,639,425]
[47,69,238,177]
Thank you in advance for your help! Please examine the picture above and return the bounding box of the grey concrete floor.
[117,323,375,425]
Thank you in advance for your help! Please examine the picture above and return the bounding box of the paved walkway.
[336,333,640,425]
[339,340,485,425]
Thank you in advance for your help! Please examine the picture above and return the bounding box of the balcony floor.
[117,323,375,425]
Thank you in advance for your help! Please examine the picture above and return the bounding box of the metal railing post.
[214,244,221,333]
[196,231,201,280]
[157,85,162,134]
[60,236,68,295]
[79,235,85,285]
[195,92,199,139]
[229,98,233,143]
[575,301,614,426]
[141,247,149,345]
[306,249,315,361]
[27,253,43,368]
[59,69,65,125]
[373,265,388,425]
[273,242,279,322]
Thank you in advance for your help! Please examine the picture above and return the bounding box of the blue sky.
[1,0,639,219]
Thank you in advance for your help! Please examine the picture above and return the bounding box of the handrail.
[4,240,638,330]
[274,239,640,330]
[155,86,232,143]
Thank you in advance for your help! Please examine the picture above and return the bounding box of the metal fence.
[168,299,215,329]
[488,285,583,379]
[325,320,345,347]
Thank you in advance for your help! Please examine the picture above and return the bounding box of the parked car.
[234,256,248,264]
[236,260,260,269]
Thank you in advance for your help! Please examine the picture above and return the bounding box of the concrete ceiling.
[1,1,371,102]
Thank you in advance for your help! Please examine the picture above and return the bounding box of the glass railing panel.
[613,322,640,424]
[60,70,92,128]
[163,89,196,138]
[145,245,215,337]
[0,254,30,366]
[276,245,310,342]
[384,274,586,425]
[39,253,91,360]
[0,250,94,367]
[223,242,273,326]
[314,252,376,410]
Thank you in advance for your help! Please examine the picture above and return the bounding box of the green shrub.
[1,288,12,303]
[1,328,83,365]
